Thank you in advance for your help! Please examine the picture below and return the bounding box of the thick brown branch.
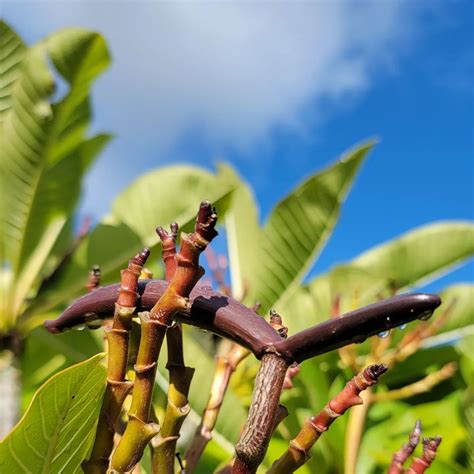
[46,292,441,364]
[269,364,387,474]
[274,294,441,363]
[233,354,289,474]
[388,420,422,474]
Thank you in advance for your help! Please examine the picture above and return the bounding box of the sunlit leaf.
[219,163,260,301]
[351,221,474,289]
[0,24,111,328]
[253,141,374,313]
[0,354,106,473]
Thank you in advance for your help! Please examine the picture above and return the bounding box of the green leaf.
[438,284,474,333]
[351,221,474,290]
[26,166,236,321]
[218,163,260,300]
[0,354,106,473]
[0,26,110,327]
[251,141,374,313]
[111,165,234,246]
[19,326,103,411]
[280,263,391,336]
[0,21,26,124]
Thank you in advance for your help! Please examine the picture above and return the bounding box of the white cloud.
[3,0,432,216]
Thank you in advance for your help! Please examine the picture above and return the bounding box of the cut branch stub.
[234,354,289,473]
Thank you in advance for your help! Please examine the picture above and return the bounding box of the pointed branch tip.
[170,222,179,240]
[195,201,218,241]
[133,248,150,266]
[366,363,388,381]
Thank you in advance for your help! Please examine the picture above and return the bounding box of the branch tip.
[170,222,179,240]
[195,201,218,241]
[133,247,150,266]
[86,265,101,292]
[364,363,388,382]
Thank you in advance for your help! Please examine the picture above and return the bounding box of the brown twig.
[83,248,150,474]
[407,436,442,474]
[269,364,388,474]
[269,310,300,391]
[388,420,422,474]
[111,202,218,472]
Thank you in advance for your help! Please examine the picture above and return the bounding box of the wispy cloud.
[3,0,435,216]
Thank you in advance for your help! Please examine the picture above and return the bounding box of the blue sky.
[2,0,473,290]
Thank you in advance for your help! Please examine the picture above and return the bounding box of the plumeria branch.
[407,436,442,474]
[268,364,388,474]
[83,248,150,473]
[111,202,218,472]
[388,420,422,474]
[152,222,195,474]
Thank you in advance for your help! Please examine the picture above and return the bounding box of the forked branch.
[388,420,422,474]
[111,202,218,472]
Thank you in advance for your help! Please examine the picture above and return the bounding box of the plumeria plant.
[1,21,473,474]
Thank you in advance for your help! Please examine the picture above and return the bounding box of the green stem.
[111,313,166,472]
[151,363,194,474]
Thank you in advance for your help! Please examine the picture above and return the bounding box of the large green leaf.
[0,353,106,473]
[19,326,103,411]
[25,166,236,321]
[251,142,374,313]
[280,263,392,337]
[280,221,474,338]
[112,165,233,246]
[351,221,474,289]
[0,21,26,124]
[218,163,260,300]
[0,25,110,328]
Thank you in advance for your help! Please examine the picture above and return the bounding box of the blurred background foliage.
[0,23,473,473]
